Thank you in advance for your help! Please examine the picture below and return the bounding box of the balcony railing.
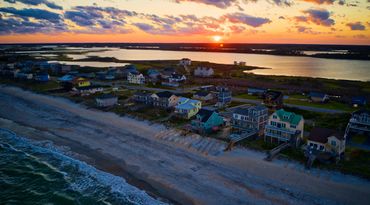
[265,125,298,135]
[350,118,370,126]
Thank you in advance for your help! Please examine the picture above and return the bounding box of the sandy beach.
[1,85,370,205]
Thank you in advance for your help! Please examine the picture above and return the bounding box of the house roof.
[275,109,303,126]
[197,109,215,122]
[177,97,200,110]
[72,77,88,83]
[264,90,282,100]
[194,91,211,97]
[353,109,370,116]
[248,87,266,92]
[308,127,343,143]
[171,73,185,79]
[156,91,175,98]
[58,75,74,81]
[147,69,160,75]
[234,105,267,116]
[309,92,327,98]
[128,71,140,75]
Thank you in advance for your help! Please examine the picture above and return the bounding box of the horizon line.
[1,42,370,47]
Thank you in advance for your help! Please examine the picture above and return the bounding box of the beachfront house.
[232,105,269,136]
[263,90,283,109]
[179,58,191,66]
[352,96,367,107]
[191,109,224,133]
[194,67,214,77]
[169,73,186,83]
[151,91,179,109]
[216,86,232,107]
[127,72,145,84]
[95,94,118,107]
[34,73,50,82]
[175,97,202,119]
[72,77,91,88]
[193,91,214,102]
[247,87,266,96]
[264,109,304,146]
[307,127,345,159]
[345,109,370,137]
[309,92,329,103]
[133,92,152,104]
[74,85,104,96]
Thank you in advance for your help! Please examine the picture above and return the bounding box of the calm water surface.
[68,48,370,81]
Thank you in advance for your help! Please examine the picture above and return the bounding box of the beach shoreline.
[0,119,178,204]
[1,85,370,205]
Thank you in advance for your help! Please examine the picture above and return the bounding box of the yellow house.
[307,127,345,157]
[175,97,202,119]
[72,77,91,87]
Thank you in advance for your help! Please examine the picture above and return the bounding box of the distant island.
[2,43,369,60]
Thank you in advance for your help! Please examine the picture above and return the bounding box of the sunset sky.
[0,0,369,44]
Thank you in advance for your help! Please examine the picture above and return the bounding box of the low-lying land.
[1,86,370,205]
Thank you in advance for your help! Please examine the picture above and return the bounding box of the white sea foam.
[0,128,167,205]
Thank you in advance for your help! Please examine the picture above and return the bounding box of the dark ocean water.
[0,129,165,205]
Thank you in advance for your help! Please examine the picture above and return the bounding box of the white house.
[307,128,345,158]
[194,67,214,77]
[169,73,186,83]
[264,109,304,146]
[179,58,191,66]
[96,94,118,107]
[127,72,145,84]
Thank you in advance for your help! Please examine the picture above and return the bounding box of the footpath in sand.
[1,85,370,205]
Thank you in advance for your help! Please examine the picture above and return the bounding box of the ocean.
[0,129,166,205]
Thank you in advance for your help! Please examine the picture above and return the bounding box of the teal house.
[191,109,224,134]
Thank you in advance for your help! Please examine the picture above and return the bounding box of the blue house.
[352,96,367,107]
[34,73,50,82]
[216,86,232,107]
[191,109,224,133]
[58,74,74,82]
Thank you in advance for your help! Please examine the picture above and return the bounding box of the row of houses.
[230,105,350,160]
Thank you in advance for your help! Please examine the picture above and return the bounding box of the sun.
[212,35,222,42]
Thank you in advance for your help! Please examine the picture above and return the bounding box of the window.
[282,124,286,128]
[290,125,296,128]
[331,140,336,146]
[319,145,324,150]
[273,115,277,119]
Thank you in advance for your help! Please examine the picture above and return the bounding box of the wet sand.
[1,85,370,205]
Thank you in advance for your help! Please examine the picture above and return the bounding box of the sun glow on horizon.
[212,35,223,43]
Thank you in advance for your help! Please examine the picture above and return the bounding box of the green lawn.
[285,98,355,112]
[287,94,307,99]
[235,94,261,100]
